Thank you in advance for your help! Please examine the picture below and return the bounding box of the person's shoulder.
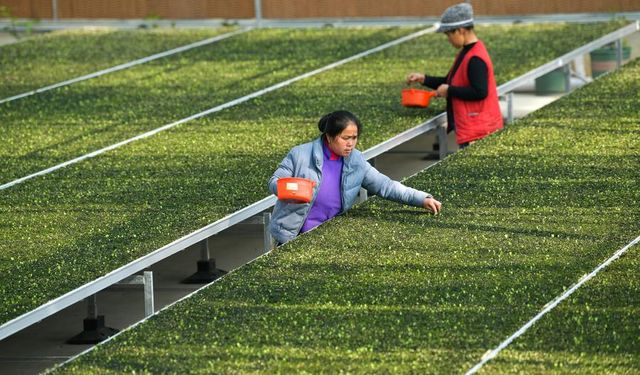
[289,139,317,157]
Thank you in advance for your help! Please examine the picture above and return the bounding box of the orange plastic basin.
[401,88,437,108]
[277,177,316,203]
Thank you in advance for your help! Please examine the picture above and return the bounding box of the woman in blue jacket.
[268,110,442,245]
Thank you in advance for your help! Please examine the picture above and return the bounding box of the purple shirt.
[300,140,343,233]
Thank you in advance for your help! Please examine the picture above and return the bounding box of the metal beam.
[254,0,263,27]
[0,195,276,341]
[497,21,639,95]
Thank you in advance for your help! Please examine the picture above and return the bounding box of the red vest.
[448,40,503,145]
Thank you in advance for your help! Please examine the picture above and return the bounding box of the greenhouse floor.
[0,91,562,375]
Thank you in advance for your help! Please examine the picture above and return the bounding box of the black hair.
[317,110,362,137]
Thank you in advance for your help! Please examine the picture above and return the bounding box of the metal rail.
[2,13,640,30]
[363,114,446,160]
[1,25,437,191]
[0,195,276,341]
[0,28,252,105]
[1,21,638,343]
[498,21,639,95]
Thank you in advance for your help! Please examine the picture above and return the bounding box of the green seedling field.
[0,22,628,329]
[56,56,639,374]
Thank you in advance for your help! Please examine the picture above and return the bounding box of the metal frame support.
[254,0,262,27]
[263,212,273,252]
[506,92,514,124]
[358,188,368,204]
[87,295,97,320]
[51,0,58,20]
[182,239,226,284]
[115,271,155,317]
[615,39,623,68]
[437,123,448,160]
[143,271,154,317]
[67,295,118,344]
[563,64,571,93]
[143,271,153,316]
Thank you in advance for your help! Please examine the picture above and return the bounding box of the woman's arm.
[423,75,447,90]
[361,162,431,208]
[268,152,295,195]
[406,72,447,91]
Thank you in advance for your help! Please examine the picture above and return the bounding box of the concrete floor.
[0,92,564,374]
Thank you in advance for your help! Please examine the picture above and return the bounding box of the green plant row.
[482,248,639,374]
[0,27,415,183]
[0,22,627,327]
[55,56,640,374]
[0,27,234,99]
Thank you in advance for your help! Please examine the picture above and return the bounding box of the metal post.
[86,295,97,319]
[507,92,514,124]
[200,239,210,261]
[615,39,623,68]
[52,0,58,20]
[263,212,273,251]
[437,123,448,159]
[563,65,571,93]
[143,271,154,317]
[358,188,368,204]
[68,294,118,344]
[254,0,262,28]
[183,239,226,283]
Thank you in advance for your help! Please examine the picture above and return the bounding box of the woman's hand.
[423,197,442,214]
[436,84,449,98]
[406,72,425,85]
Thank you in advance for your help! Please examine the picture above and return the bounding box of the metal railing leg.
[358,188,368,204]
[438,123,448,159]
[52,0,58,20]
[507,92,514,124]
[87,295,97,320]
[182,239,226,283]
[67,295,118,344]
[143,271,154,317]
[615,39,623,68]
[563,65,571,93]
[263,212,273,251]
[254,0,262,27]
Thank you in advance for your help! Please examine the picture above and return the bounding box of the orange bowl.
[277,177,316,203]
[401,88,436,108]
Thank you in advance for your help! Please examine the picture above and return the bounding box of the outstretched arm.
[361,163,441,214]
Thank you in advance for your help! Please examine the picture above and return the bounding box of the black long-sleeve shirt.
[422,42,488,133]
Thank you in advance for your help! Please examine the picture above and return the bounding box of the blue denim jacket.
[268,137,431,244]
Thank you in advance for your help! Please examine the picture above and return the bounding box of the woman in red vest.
[406,2,503,148]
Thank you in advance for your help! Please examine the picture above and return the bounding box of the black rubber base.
[182,259,227,284]
[67,315,119,345]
